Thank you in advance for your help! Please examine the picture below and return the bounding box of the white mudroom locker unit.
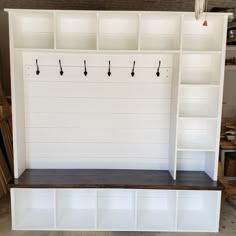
[5,9,229,232]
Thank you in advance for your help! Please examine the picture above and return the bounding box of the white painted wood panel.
[24,97,171,114]
[25,113,170,128]
[23,52,173,68]
[25,127,169,143]
[24,82,171,99]
[24,66,172,82]
[26,142,169,158]
[26,157,169,170]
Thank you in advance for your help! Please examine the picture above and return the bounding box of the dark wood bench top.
[9,169,224,190]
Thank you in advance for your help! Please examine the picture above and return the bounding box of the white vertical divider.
[96,13,100,50]
[10,189,16,230]
[95,189,98,229]
[53,189,57,229]
[95,188,99,229]
[9,12,26,178]
[134,189,138,230]
[211,16,229,180]
[179,15,184,51]
[137,13,142,51]
[168,53,181,179]
[168,15,184,179]
[216,191,222,231]
[53,12,57,49]
[175,190,179,230]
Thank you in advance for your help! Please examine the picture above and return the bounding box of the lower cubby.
[12,189,55,230]
[56,189,96,229]
[177,190,221,232]
[136,190,177,231]
[11,186,221,231]
[97,189,136,230]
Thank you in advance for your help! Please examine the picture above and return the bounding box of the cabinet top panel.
[4,9,231,16]
[9,169,223,190]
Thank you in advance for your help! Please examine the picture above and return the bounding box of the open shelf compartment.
[56,12,97,50]
[177,190,220,231]
[177,151,217,180]
[12,188,55,230]
[140,13,181,50]
[56,189,96,229]
[179,86,220,118]
[177,118,217,150]
[98,13,139,50]
[12,12,54,49]
[181,54,222,85]
[137,190,177,231]
[182,15,224,51]
[97,189,136,230]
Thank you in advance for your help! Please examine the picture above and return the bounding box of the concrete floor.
[0,164,236,236]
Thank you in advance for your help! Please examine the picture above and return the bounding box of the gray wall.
[0,0,236,95]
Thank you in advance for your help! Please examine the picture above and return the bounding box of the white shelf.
[12,12,54,49]
[182,15,224,51]
[179,86,219,118]
[177,148,216,152]
[15,209,54,230]
[13,189,55,229]
[56,189,96,229]
[57,209,96,229]
[97,189,136,230]
[177,119,217,150]
[181,54,222,85]
[177,151,216,178]
[10,11,226,52]
[56,12,97,50]
[140,13,181,50]
[178,210,217,231]
[177,191,220,231]
[98,209,135,230]
[137,190,176,230]
[98,13,139,50]
[11,188,221,231]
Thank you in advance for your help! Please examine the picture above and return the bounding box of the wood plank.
[9,169,223,190]
[0,120,14,174]
[0,147,12,182]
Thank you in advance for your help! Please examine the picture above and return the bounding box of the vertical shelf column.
[213,15,230,180]
[168,53,182,179]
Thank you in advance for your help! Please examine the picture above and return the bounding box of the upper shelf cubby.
[140,14,181,50]
[56,12,97,50]
[182,15,224,51]
[9,10,228,51]
[98,13,139,50]
[12,12,54,49]
[181,54,222,85]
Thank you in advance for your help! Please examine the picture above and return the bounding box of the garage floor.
[1,164,236,236]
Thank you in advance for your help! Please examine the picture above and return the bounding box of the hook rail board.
[5,9,229,232]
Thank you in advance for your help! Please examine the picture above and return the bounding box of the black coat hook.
[156,60,161,77]
[84,60,88,76]
[36,59,40,75]
[59,60,64,76]
[131,61,135,77]
[108,60,111,77]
